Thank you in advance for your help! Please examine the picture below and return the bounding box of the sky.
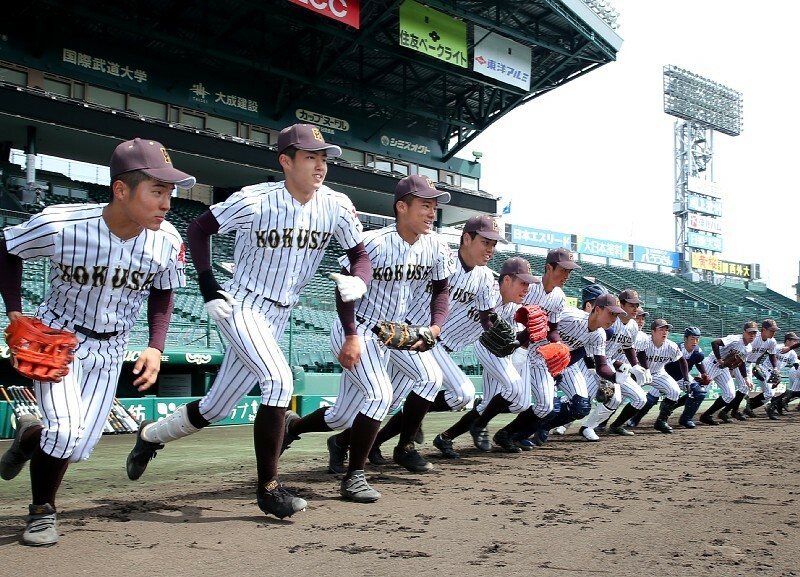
[464,0,799,298]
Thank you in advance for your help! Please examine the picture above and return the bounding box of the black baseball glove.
[752,364,767,383]
[372,321,436,351]
[768,371,782,387]
[479,314,520,357]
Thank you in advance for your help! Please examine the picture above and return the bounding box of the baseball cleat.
[1,414,41,481]
[367,446,389,466]
[257,480,307,519]
[126,420,164,480]
[678,419,696,429]
[340,470,381,502]
[731,411,747,421]
[743,407,757,418]
[433,434,460,458]
[326,435,348,474]
[281,410,302,453]
[492,430,522,453]
[653,419,673,434]
[468,422,492,452]
[23,503,58,546]
[609,425,635,436]
[393,443,433,473]
[699,413,719,426]
[552,425,568,436]
[514,439,535,451]
[718,411,732,424]
[579,426,600,442]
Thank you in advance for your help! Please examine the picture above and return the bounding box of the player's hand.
[205,290,237,321]
[338,335,361,370]
[746,378,754,391]
[411,324,440,351]
[132,347,162,391]
[7,311,22,321]
[329,273,368,303]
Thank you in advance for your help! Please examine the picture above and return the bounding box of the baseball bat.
[112,398,140,431]
[9,386,32,417]
[111,403,136,433]
[19,386,42,418]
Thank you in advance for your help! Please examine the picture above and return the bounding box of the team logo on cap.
[424,177,434,188]
[160,148,172,165]
[492,219,499,232]
[311,127,324,142]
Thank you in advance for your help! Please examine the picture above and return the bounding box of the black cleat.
[731,411,747,421]
[367,446,389,466]
[126,420,164,480]
[653,419,673,434]
[326,435,348,474]
[492,430,522,453]
[718,411,732,424]
[257,480,307,519]
[393,444,434,473]
[1,414,40,481]
[699,414,719,426]
[433,434,460,458]
[281,411,302,454]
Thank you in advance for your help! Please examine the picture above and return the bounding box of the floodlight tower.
[663,65,743,281]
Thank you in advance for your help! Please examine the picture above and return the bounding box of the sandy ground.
[1,407,799,577]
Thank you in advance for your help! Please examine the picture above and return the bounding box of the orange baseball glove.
[4,317,78,382]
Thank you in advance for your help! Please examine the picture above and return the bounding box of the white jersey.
[343,225,454,325]
[3,203,184,333]
[606,317,639,361]
[639,337,682,374]
[745,333,778,364]
[760,346,798,372]
[407,256,494,351]
[634,329,650,351]
[719,333,753,360]
[211,181,362,306]
[521,283,565,352]
[556,307,606,357]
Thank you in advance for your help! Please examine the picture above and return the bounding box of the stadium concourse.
[3,165,800,392]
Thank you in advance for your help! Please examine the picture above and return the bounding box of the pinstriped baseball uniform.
[4,204,184,461]
[521,283,566,417]
[555,307,607,400]
[639,336,683,402]
[754,345,796,398]
[588,316,646,409]
[789,361,800,393]
[324,225,454,430]
[390,256,495,411]
[733,333,778,397]
[701,335,752,403]
[198,182,363,421]
[476,298,530,414]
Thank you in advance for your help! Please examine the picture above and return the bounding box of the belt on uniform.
[50,312,119,341]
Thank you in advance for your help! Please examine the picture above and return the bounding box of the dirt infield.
[1,409,798,577]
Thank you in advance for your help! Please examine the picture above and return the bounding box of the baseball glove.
[536,342,571,377]
[768,371,782,387]
[479,314,520,357]
[4,316,78,382]
[596,381,615,404]
[515,304,548,342]
[752,364,767,383]
[694,373,711,386]
[718,350,746,369]
[372,321,436,351]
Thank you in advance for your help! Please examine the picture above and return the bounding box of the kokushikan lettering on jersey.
[211,182,362,306]
[745,333,778,363]
[3,204,184,332]
[343,225,454,325]
[640,337,682,374]
[605,316,639,362]
[406,256,494,351]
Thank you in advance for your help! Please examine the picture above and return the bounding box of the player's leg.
[648,372,681,433]
[506,355,556,446]
[721,368,751,422]
[580,371,621,442]
[431,347,479,458]
[608,376,648,434]
[699,367,734,425]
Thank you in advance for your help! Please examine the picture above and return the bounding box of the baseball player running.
[0,138,193,546]
[697,322,758,425]
[668,327,708,428]
[723,319,780,421]
[778,332,800,410]
[364,215,506,467]
[749,330,799,417]
[283,175,453,502]
[125,125,370,519]
[430,255,540,457]
[499,293,627,447]
[579,289,650,441]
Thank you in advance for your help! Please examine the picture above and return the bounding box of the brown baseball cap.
[784,331,799,341]
[394,175,451,204]
[546,247,581,270]
[762,318,781,332]
[636,307,649,318]
[110,138,196,188]
[277,124,342,157]
[651,318,673,331]
[743,321,759,333]
[463,215,507,243]
[594,293,626,314]
[618,289,642,304]
[499,256,540,284]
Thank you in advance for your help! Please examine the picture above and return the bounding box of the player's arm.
[622,346,638,366]
[592,354,616,381]
[412,277,447,349]
[0,239,23,321]
[187,211,236,319]
[636,350,650,370]
[334,266,361,370]
[546,321,560,343]
[677,356,690,382]
[132,288,174,391]
[710,338,725,362]
[769,352,779,370]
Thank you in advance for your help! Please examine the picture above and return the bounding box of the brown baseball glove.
[4,316,78,382]
[768,371,782,387]
[515,304,549,342]
[372,321,436,351]
[718,350,746,369]
[596,381,616,404]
